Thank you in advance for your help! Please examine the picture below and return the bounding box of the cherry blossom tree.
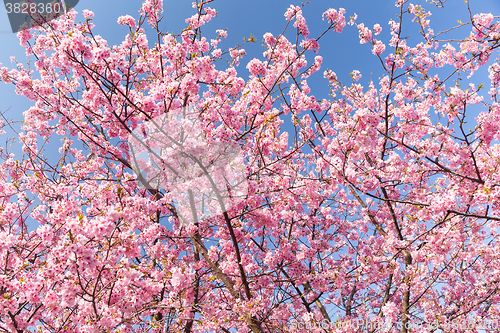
[1,0,500,332]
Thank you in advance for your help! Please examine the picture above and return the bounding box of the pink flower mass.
[1,0,500,332]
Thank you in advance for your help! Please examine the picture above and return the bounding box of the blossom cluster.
[0,0,499,332]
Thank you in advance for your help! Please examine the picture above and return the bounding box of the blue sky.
[1,0,499,127]
[1,0,499,227]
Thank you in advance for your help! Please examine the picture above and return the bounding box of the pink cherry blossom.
[1,1,500,332]
[246,58,267,76]
[117,15,136,27]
